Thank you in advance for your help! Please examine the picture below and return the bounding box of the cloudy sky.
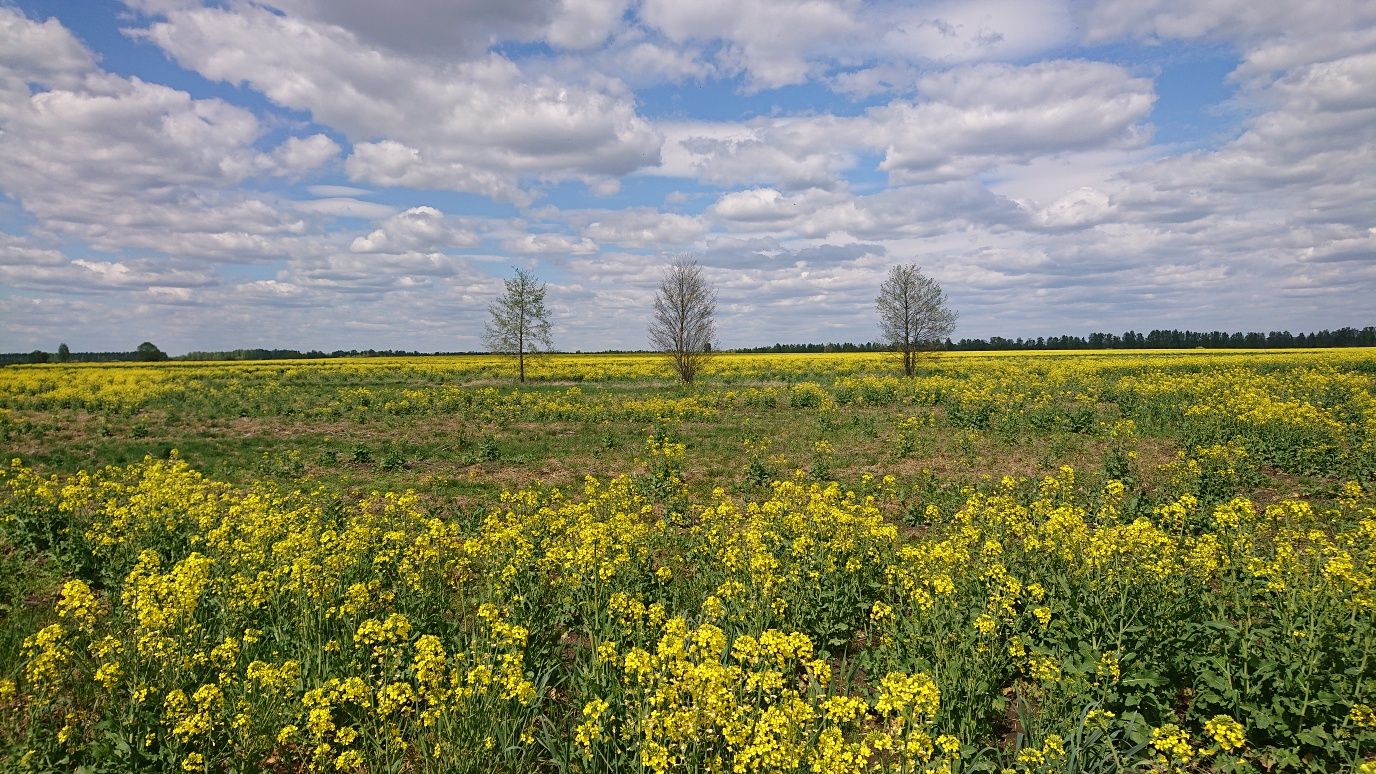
[1,0,1373,353]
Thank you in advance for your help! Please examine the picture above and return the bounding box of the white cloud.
[503,233,599,255]
[636,0,1073,92]
[291,198,400,220]
[3,2,1375,352]
[0,254,217,294]
[546,0,634,50]
[872,0,1073,66]
[289,250,489,295]
[874,61,1156,182]
[709,183,1023,239]
[132,3,662,200]
[710,188,798,222]
[641,0,862,90]
[654,118,857,189]
[1083,0,1376,48]
[655,60,1155,189]
[0,7,95,89]
[0,11,321,271]
[307,184,372,197]
[350,207,480,253]
[262,0,630,56]
[582,209,707,247]
[1032,187,1116,230]
[0,234,67,267]
[604,39,717,84]
[0,76,262,205]
[259,133,341,177]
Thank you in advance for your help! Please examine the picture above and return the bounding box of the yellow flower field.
[1,349,1374,772]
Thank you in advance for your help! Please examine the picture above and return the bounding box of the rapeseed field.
[1,350,1373,772]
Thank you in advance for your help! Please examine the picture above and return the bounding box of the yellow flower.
[1350,703,1376,730]
[55,579,98,630]
[1151,724,1195,762]
[575,698,611,751]
[595,641,619,665]
[1085,708,1115,729]
[94,661,122,688]
[1204,715,1245,753]
[873,671,940,718]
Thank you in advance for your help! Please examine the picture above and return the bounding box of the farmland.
[1,349,1374,772]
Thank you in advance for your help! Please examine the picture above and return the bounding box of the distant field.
[2,350,1374,772]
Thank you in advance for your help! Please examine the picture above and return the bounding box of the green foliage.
[2,350,1376,771]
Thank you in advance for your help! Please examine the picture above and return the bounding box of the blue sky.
[1,0,1373,353]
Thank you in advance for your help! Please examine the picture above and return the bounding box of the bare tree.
[876,263,957,376]
[485,267,553,382]
[649,258,717,384]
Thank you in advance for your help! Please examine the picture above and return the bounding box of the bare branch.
[876,263,957,376]
[649,257,716,384]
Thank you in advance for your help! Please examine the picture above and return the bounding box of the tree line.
[1,342,168,366]
[946,326,1376,351]
[9,323,1373,369]
[737,327,1376,353]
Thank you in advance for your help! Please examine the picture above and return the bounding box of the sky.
[1,0,1373,354]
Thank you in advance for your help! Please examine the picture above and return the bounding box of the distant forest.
[3,326,1374,365]
[742,326,1376,353]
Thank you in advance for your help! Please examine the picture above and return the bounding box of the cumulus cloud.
[634,0,1074,91]
[0,254,217,294]
[502,233,599,255]
[258,134,341,177]
[654,119,858,189]
[285,247,497,298]
[1082,0,1376,49]
[0,10,321,270]
[601,38,717,85]
[874,61,1156,182]
[2,1,1374,352]
[580,209,707,247]
[654,60,1155,189]
[640,0,861,90]
[0,7,94,89]
[264,0,630,56]
[350,207,480,253]
[131,3,662,200]
[872,0,1073,66]
[0,234,67,267]
[711,187,807,223]
[708,183,1026,241]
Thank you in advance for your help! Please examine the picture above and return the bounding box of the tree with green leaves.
[56,343,71,362]
[484,267,553,383]
[876,264,957,376]
[135,342,167,362]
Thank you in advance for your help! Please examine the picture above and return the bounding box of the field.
[1,349,1374,772]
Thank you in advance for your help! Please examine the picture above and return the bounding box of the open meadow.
[2,349,1375,772]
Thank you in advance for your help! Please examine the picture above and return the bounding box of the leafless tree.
[484,267,552,382]
[876,263,957,376]
[649,257,717,383]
